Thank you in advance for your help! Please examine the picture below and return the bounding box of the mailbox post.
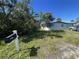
[13,30,20,52]
[5,30,20,52]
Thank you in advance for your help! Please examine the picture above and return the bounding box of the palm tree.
[43,12,55,27]
[56,18,62,22]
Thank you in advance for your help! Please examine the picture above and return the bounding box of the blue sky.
[18,0,79,22]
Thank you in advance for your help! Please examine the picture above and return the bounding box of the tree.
[43,12,54,22]
[10,0,39,34]
[0,0,17,37]
[41,12,55,27]
[70,20,74,23]
[0,0,39,37]
[56,18,62,22]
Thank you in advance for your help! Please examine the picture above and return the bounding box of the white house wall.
[51,23,73,30]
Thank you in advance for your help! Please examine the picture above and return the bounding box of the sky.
[18,0,79,22]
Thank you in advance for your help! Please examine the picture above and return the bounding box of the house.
[73,23,79,31]
[40,21,74,31]
[47,22,74,30]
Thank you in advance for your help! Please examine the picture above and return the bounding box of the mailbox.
[5,33,17,43]
[4,30,20,52]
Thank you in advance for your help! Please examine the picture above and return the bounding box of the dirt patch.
[38,41,79,59]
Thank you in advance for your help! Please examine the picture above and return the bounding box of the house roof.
[51,21,74,24]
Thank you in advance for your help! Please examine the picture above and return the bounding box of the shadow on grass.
[28,47,40,56]
[0,38,5,45]
[22,30,65,43]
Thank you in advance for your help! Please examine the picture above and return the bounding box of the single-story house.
[73,23,79,31]
[49,22,74,30]
[40,21,74,31]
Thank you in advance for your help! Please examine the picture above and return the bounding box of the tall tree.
[43,12,54,22]
[0,0,17,37]
[0,0,39,37]
[42,12,55,27]
[56,18,62,22]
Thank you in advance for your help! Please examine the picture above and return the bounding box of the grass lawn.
[0,30,79,59]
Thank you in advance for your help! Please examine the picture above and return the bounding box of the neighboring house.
[73,23,79,31]
[48,22,74,30]
[40,21,74,30]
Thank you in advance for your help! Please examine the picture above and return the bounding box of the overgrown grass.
[0,30,79,59]
[63,30,79,46]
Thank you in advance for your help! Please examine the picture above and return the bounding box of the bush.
[0,0,40,38]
